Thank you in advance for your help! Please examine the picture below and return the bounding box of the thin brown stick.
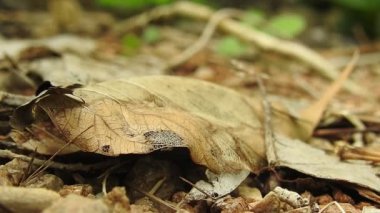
[313,127,380,137]
[149,177,166,194]
[23,125,94,184]
[18,148,37,185]
[23,139,76,184]
[179,176,215,200]
[300,50,359,138]
[128,184,178,211]
[257,74,278,165]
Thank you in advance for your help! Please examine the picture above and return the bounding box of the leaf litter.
[1,1,380,212]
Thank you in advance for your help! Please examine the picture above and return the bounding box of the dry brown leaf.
[9,64,356,174]
[11,55,375,199]
[12,76,274,173]
[272,134,380,193]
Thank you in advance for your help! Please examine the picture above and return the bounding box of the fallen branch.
[113,1,365,95]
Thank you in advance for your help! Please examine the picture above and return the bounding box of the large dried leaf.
[9,65,353,174]
[10,61,380,198]
[12,76,277,173]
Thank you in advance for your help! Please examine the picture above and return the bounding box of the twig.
[313,127,380,137]
[0,149,117,171]
[113,4,175,33]
[128,184,178,211]
[257,74,278,165]
[23,137,77,184]
[113,1,365,95]
[175,195,188,213]
[233,60,277,165]
[149,177,166,194]
[22,125,94,184]
[300,51,360,138]
[179,176,215,200]
[165,9,240,71]
[18,148,37,185]
[341,112,365,147]
[337,145,380,163]
[329,51,380,69]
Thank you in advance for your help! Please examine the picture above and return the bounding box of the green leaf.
[263,13,306,39]
[215,36,247,57]
[121,34,142,56]
[151,0,173,5]
[142,26,161,44]
[95,0,173,10]
[334,0,380,11]
[241,9,265,27]
[96,0,147,10]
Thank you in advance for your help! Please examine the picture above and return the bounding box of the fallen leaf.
[12,76,271,173]
[11,51,357,172]
[271,134,380,193]
[187,170,250,200]
[11,52,378,200]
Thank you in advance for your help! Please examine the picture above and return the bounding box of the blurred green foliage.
[215,36,247,57]
[334,0,380,12]
[96,0,173,11]
[142,26,161,43]
[242,10,307,39]
[263,14,306,39]
[95,0,209,11]
[241,9,265,27]
[333,0,380,38]
[121,34,142,55]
